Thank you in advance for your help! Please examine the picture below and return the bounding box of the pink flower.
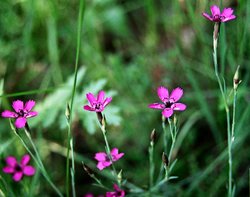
[202,5,236,22]
[3,154,36,182]
[148,86,186,118]
[1,100,38,128]
[94,148,124,170]
[106,184,125,197]
[83,91,112,112]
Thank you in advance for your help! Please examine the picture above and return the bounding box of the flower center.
[14,164,22,172]
[213,14,221,22]
[164,101,172,108]
[18,109,26,117]
[93,103,102,110]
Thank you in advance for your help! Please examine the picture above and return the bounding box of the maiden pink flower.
[202,5,236,22]
[1,100,38,128]
[3,154,36,182]
[83,91,112,112]
[94,148,124,170]
[106,184,125,197]
[148,86,186,118]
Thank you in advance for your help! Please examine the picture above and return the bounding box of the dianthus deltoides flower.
[94,148,124,170]
[1,100,38,128]
[83,91,112,112]
[106,184,125,197]
[3,154,35,182]
[148,86,186,118]
[202,5,236,22]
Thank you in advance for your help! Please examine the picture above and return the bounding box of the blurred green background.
[0,0,249,196]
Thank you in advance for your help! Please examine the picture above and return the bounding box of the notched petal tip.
[210,5,221,16]
[12,100,24,113]
[170,87,184,102]
[24,100,36,111]
[157,86,169,102]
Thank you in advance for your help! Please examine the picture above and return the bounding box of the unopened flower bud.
[150,129,156,144]
[118,169,123,185]
[82,163,94,176]
[233,65,241,90]
[65,102,71,121]
[162,152,169,167]
[96,112,105,128]
[173,115,177,126]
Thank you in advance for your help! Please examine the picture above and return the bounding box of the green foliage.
[0,0,250,196]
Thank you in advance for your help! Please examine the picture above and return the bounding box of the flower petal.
[113,153,124,161]
[15,117,27,128]
[83,105,95,111]
[94,152,107,162]
[157,86,169,102]
[170,87,183,102]
[26,111,38,118]
[21,154,30,166]
[12,172,23,182]
[23,166,36,176]
[172,103,187,111]
[148,103,165,110]
[97,161,111,170]
[202,13,213,21]
[210,5,220,16]
[97,91,105,103]
[222,15,236,22]
[111,148,118,155]
[24,100,36,112]
[103,97,112,108]
[162,108,173,118]
[1,110,17,118]
[3,166,15,174]
[221,8,234,17]
[12,100,24,113]
[86,93,96,106]
[5,156,17,167]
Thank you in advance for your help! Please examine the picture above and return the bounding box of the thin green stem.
[168,123,177,164]
[213,24,232,197]
[149,141,154,193]
[66,0,85,196]
[231,90,237,140]
[100,125,119,185]
[23,128,63,197]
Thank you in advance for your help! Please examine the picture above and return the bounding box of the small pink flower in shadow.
[3,154,36,182]
[148,86,186,118]
[1,100,38,128]
[106,184,125,197]
[94,148,124,170]
[202,5,236,22]
[83,91,112,112]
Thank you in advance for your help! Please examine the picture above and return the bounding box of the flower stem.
[213,23,232,197]
[23,128,63,197]
[148,139,155,193]
[100,123,119,185]
[66,0,85,196]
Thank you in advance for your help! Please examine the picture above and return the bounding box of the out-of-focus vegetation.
[0,0,250,196]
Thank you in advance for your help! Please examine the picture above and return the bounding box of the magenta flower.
[3,154,36,182]
[106,184,125,197]
[148,86,186,118]
[202,5,236,22]
[83,91,112,112]
[1,100,38,128]
[94,148,124,170]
